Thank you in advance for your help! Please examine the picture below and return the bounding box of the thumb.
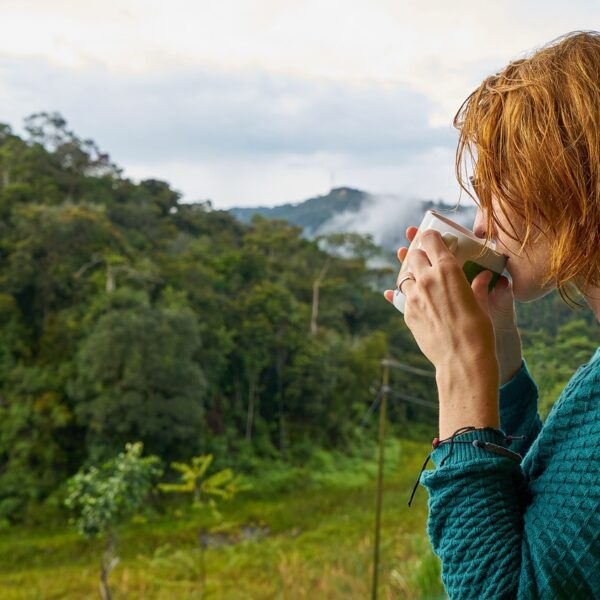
[471,270,493,315]
[489,274,513,306]
[488,274,518,324]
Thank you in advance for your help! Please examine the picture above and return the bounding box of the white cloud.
[125,145,470,210]
[0,57,458,206]
[0,1,598,207]
[0,59,447,162]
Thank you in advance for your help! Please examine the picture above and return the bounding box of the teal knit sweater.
[419,345,600,599]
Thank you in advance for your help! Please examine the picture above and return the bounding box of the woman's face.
[472,197,555,302]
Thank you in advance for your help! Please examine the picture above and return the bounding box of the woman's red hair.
[455,30,600,308]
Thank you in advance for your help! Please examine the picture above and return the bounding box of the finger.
[490,275,514,305]
[397,246,431,283]
[490,274,507,295]
[418,229,453,265]
[499,275,511,290]
[406,226,418,241]
[383,289,394,303]
[396,250,431,293]
[471,270,493,315]
[396,246,408,262]
[398,275,417,296]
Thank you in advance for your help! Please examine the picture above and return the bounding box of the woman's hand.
[389,226,523,385]
[480,259,524,385]
[383,228,497,371]
[383,228,500,437]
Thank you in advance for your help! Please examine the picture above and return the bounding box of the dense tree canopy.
[0,113,598,522]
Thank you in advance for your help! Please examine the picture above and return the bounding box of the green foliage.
[0,111,598,524]
[159,454,250,512]
[0,363,71,523]
[156,454,250,595]
[520,318,600,419]
[68,292,208,461]
[229,187,370,232]
[0,438,443,599]
[64,442,163,539]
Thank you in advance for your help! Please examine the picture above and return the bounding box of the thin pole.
[371,360,389,600]
[380,358,435,378]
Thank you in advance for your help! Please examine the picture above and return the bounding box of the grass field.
[0,437,448,599]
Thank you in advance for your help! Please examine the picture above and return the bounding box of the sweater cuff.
[499,357,533,394]
[499,358,538,426]
[428,428,510,468]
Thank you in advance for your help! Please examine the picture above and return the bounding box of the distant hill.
[228,187,370,235]
[228,186,477,255]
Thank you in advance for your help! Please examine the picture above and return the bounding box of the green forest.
[0,112,599,598]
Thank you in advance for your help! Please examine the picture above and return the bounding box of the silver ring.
[397,272,416,294]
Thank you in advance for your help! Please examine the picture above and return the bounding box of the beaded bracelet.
[407,426,524,508]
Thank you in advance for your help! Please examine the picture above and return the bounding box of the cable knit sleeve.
[417,353,600,599]
[419,429,528,599]
[498,357,543,457]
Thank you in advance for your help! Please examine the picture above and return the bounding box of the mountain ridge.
[227,186,477,254]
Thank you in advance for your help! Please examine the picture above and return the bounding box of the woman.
[383,30,600,598]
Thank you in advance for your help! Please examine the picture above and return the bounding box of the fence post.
[371,359,389,600]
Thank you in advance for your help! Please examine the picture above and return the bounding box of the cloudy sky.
[0,1,597,209]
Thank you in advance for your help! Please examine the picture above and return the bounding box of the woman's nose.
[472,208,488,239]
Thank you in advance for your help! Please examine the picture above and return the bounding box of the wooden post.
[371,359,389,600]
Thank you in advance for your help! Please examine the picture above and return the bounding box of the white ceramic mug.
[393,209,509,315]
